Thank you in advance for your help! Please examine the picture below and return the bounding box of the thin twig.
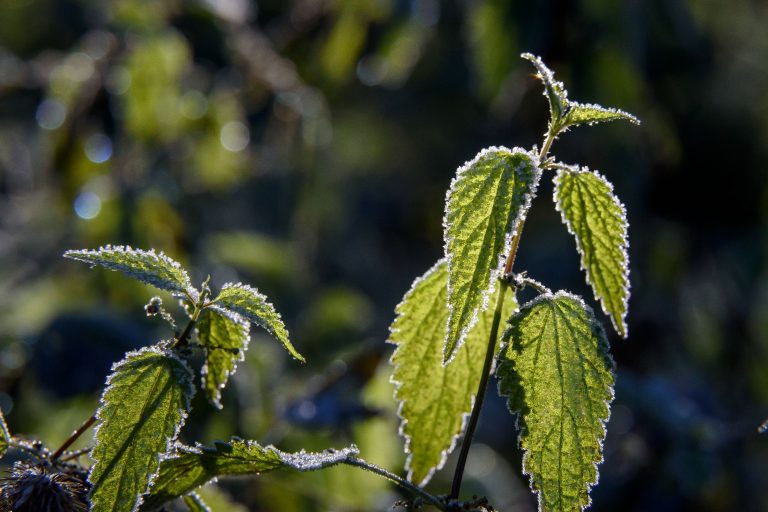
[50,414,96,461]
[343,457,446,509]
[58,447,92,462]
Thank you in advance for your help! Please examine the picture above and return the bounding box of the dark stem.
[449,280,508,500]
[50,414,96,461]
[174,305,202,348]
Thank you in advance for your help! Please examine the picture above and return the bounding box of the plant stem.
[174,301,204,348]
[344,457,446,509]
[448,125,559,501]
[50,414,97,461]
[449,280,508,501]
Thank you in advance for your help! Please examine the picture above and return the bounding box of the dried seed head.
[0,462,89,512]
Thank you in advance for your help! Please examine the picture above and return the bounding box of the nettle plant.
[0,54,638,512]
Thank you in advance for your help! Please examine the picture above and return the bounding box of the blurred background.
[1,0,767,510]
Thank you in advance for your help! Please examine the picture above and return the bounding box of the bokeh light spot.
[84,133,113,163]
[220,121,250,152]
[36,99,66,130]
[73,191,102,219]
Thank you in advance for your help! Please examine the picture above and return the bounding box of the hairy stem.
[50,414,97,461]
[448,126,558,500]
[344,457,446,509]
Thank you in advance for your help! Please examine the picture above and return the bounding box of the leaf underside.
[497,292,615,512]
[197,309,250,409]
[443,146,538,362]
[389,260,516,486]
[141,439,358,510]
[88,347,194,512]
[214,283,304,362]
[554,168,629,337]
[64,246,195,300]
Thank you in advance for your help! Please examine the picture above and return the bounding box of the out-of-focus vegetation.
[1,0,767,510]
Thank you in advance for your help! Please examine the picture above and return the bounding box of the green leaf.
[214,283,304,362]
[88,347,195,512]
[521,53,639,131]
[562,102,639,129]
[497,292,615,512]
[521,53,569,123]
[197,309,250,409]
[443,147,539,362]
[142,439,358,510]
[182,493,211,512]
[389,260,516,485]
[0,408,10,458]
[553,167,630,337]
[64,246,196,300]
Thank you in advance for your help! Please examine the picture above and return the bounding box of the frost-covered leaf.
[0,409,9,457]
[522,53,569,123]
[562,102,639,129]
[443,147,539,362]
[197,309,250,409]
[521,54,639,133]
[88,347,195,512]
[554,167,629,337]
[497,292,614,512]
[142,439,358,510]
[389,260,516,486]
[182,493,210,512]
[213,283,304,362]
[64,246,196,300]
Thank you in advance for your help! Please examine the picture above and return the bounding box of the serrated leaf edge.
[214,282,304,362]
[387,258,469,486]
[552,166,630,337]
[564,101,640,127]
[442,146,541,364]
[497,290,616,512]
[88,345,196,512]
[155,440,358,490]
[64,245,198,301]
[198,310,251,410]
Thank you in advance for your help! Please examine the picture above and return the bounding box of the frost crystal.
[64,245,197,301]
[442,146,540,363]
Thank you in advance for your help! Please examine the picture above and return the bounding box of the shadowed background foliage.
[1,0,767,510]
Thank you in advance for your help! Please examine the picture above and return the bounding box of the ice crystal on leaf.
[141,439,357,510]
[443,147,539,363]
[64,246,197,301]
[553,167,630,337]
[497,292,614,512]
[196,309,250,409]
[88,346,194,512]
[389,260,516,486]
[213,282,304,362]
